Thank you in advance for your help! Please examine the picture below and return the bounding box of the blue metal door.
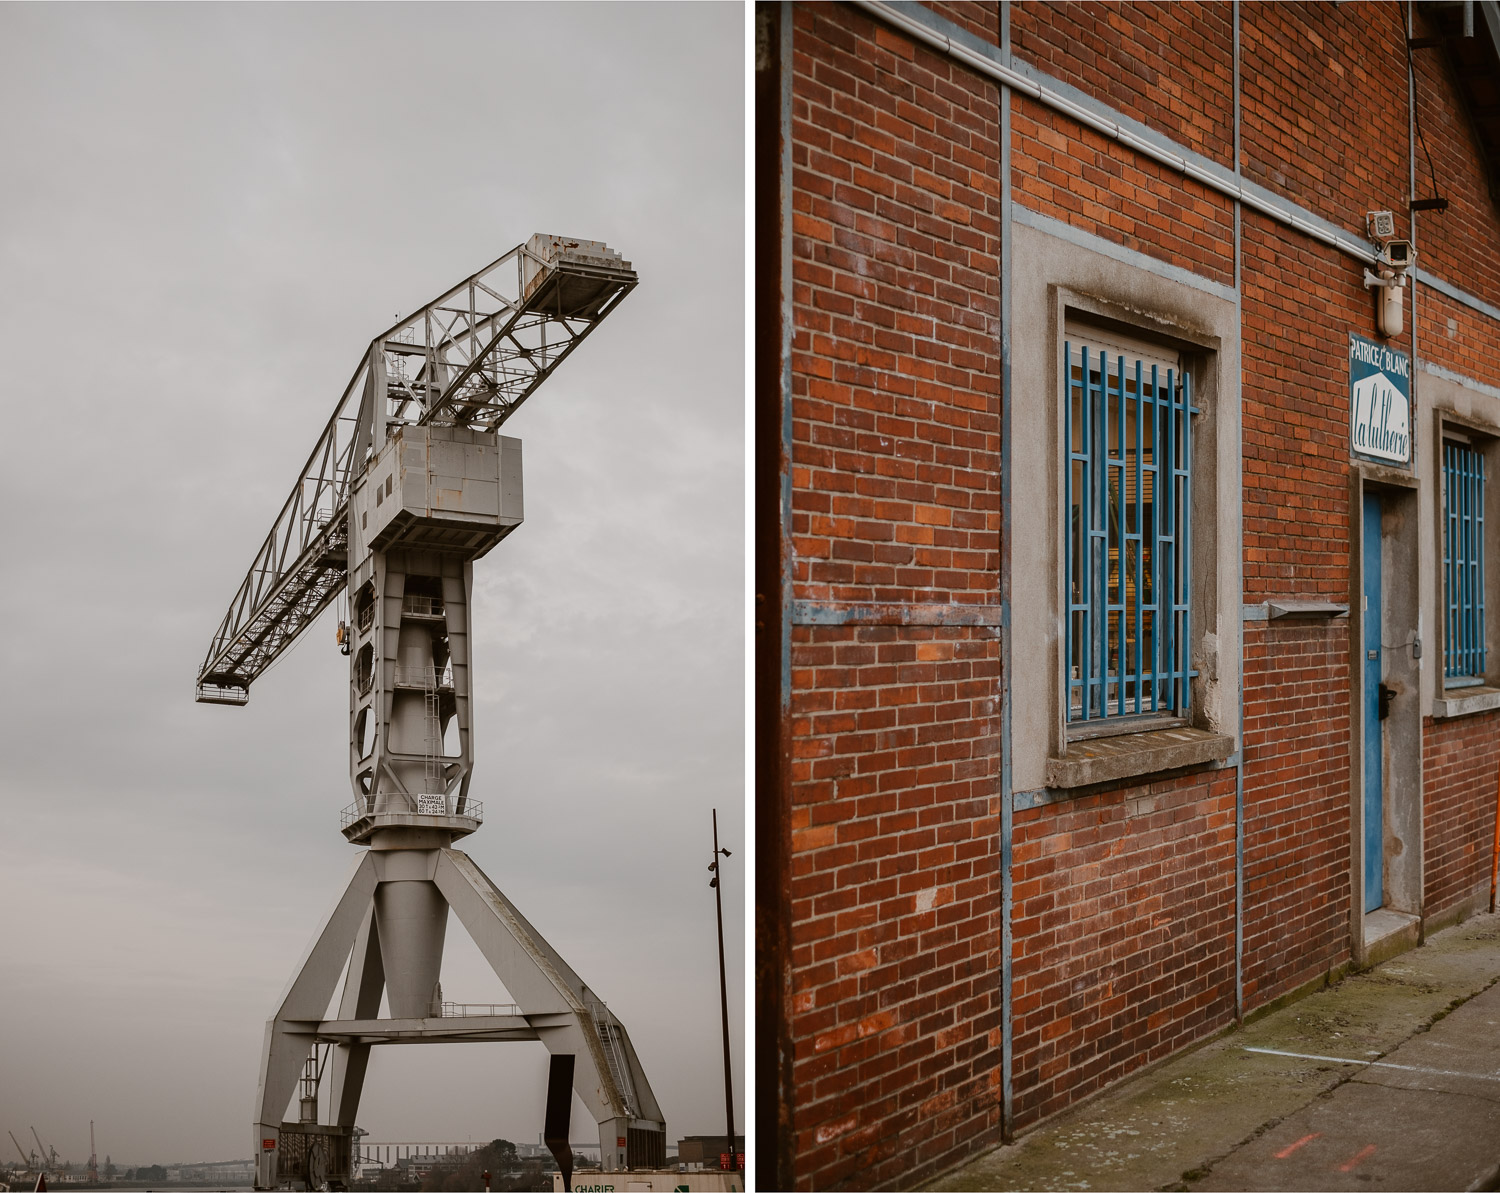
[1363,492,1383,913]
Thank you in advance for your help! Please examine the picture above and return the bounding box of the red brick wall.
[1009,96,1236,286]
[1411,6,1500,312]
[1408,4,1500,391]
[1240,622,1353,1007]
[1011,1,1236,168]
[1010,773,1237,1126]
[921,0,998,44]
[1417,287,1500,393]
[1240,2,1412,238]
[788,4,1004,1186]
[1237,201,1366,1004]
[1423,713,1500,920]
[788,624,1002,1188]
[790,5,1002,606]
[777,1,1500,1186]
[1240,209,1374,604]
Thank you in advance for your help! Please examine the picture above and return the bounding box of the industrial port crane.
[28,1130,56,1174]
[8,1131,36,1174]
[197,236,664,1191]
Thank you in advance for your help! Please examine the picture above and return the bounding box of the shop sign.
[1349,334,1410,465]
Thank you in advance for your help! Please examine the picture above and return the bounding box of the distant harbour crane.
[28,1129,56,1172]
[8,1130,36,1173]
[196,236,664,1192]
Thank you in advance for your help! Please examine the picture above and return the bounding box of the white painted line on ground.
[1244,1046,1500,1082]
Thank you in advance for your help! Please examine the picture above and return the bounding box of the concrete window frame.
[1423,370,1500,719]
[1008,217,1240,793]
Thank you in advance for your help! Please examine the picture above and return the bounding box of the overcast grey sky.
[0,2,744,1169]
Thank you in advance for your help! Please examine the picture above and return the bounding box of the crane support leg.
[434,849,665,1171]
[254,852,378,1190]
[325,906,385,1127]
[544,1054,575,1192]
[251,847,664,1188]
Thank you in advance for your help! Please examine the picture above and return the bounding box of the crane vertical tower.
[197,236,663,1191]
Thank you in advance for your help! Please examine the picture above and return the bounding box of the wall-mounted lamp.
[1362,211,1414,339]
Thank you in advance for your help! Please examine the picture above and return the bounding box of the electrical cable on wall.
[1403,3,1452,212]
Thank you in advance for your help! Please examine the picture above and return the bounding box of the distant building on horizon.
[175,1159,256,1185]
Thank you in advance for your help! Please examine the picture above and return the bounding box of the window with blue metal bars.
[1065,338,1196,726]
[1443,437,1486,686]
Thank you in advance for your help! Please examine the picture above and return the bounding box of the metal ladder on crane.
[588,1000,638,1117]
[424,677,443,804]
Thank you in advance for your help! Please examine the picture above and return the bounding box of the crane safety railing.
[339,795,482,829]
[393,662,454,690]
[401,594,446,619]
[196,237,636,703]
[354,662,452,695]
[439,1001,521,1018]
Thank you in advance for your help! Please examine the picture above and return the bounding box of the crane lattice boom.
[196,236,635,703]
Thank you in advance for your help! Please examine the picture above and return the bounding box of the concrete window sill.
[1432,686,1500,719]
[1046,726,1235,789]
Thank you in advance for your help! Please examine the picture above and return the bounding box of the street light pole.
[710,808,738,1175]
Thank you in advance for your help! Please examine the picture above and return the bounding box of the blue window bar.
[1065,340,1197,725]
[1443,438,1486,685]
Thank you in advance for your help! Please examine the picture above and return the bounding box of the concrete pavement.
[929,912,1500,1192]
